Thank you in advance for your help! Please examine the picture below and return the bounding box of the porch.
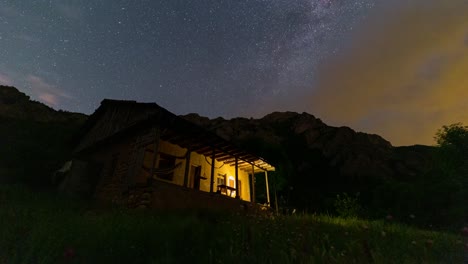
[126,180,270,214]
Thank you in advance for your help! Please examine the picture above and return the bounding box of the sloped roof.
[75,99,274,173]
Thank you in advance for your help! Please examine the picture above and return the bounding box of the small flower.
[386,215,393,221]
[409,214,415,219]
[411,240,417,245]
[381,231,386,237]
[344,231,349,236]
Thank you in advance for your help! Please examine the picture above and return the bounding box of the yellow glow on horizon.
[305,0,468,146]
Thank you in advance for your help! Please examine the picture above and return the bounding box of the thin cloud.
[0,73,13,86]
[26,75,73,108]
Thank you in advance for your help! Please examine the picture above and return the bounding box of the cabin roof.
[75,99,275,173]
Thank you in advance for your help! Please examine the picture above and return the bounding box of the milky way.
[0,0,375,117]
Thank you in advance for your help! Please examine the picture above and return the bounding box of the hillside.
[2,184,465,263]
[0,85,87,188]
[0,85,85,122]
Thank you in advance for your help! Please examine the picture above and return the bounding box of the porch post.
[209,148,216,193]
[183,149,191,187]
[264,170,270,206]
[149,127,161,181]
[235,157,239,199]
[251,164,255,203]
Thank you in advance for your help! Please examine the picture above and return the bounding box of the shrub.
[334,192,362,218]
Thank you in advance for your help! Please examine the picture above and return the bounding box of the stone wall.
[126,180,269,214]
[127,186,153,209]
[92,127,155,205]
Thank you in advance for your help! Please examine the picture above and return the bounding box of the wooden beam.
[251,164,255,203]
[219,157,236,163]
[240,165,273,174]
[243,156,259,162]
[193,145,213,153]
[214,153,232,160]
[226,159,249,165]
[222,156,251,164]
[265,171,270,206]
[235,157,239,199]
[209,148,215,193]
[227,149,246,156]
[238,163,254,168]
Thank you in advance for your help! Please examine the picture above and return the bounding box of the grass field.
[0,184,465,263]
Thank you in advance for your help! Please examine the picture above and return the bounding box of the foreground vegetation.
[0,185,465,264]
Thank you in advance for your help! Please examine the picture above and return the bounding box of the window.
[156,153,176,181]
[217,174,227,195]
[217,174,226,186]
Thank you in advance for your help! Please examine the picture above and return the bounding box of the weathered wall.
[90,136,133,204]
[81,127,156,204]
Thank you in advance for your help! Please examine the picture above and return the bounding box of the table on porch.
[216,184,236,197]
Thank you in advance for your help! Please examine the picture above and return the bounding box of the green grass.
[0,185,465,264]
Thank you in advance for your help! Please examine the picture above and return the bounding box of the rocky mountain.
[184,112,432,179]
[183,112,435,210]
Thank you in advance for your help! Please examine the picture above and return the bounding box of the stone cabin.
[60,99,275,211]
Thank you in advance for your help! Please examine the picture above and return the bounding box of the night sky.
[0,1,466,146]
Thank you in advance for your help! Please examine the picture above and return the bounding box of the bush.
[334,192,362,218]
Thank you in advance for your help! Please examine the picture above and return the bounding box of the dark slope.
[0,86,87,188]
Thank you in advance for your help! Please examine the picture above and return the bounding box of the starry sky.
[0,0,466,146]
